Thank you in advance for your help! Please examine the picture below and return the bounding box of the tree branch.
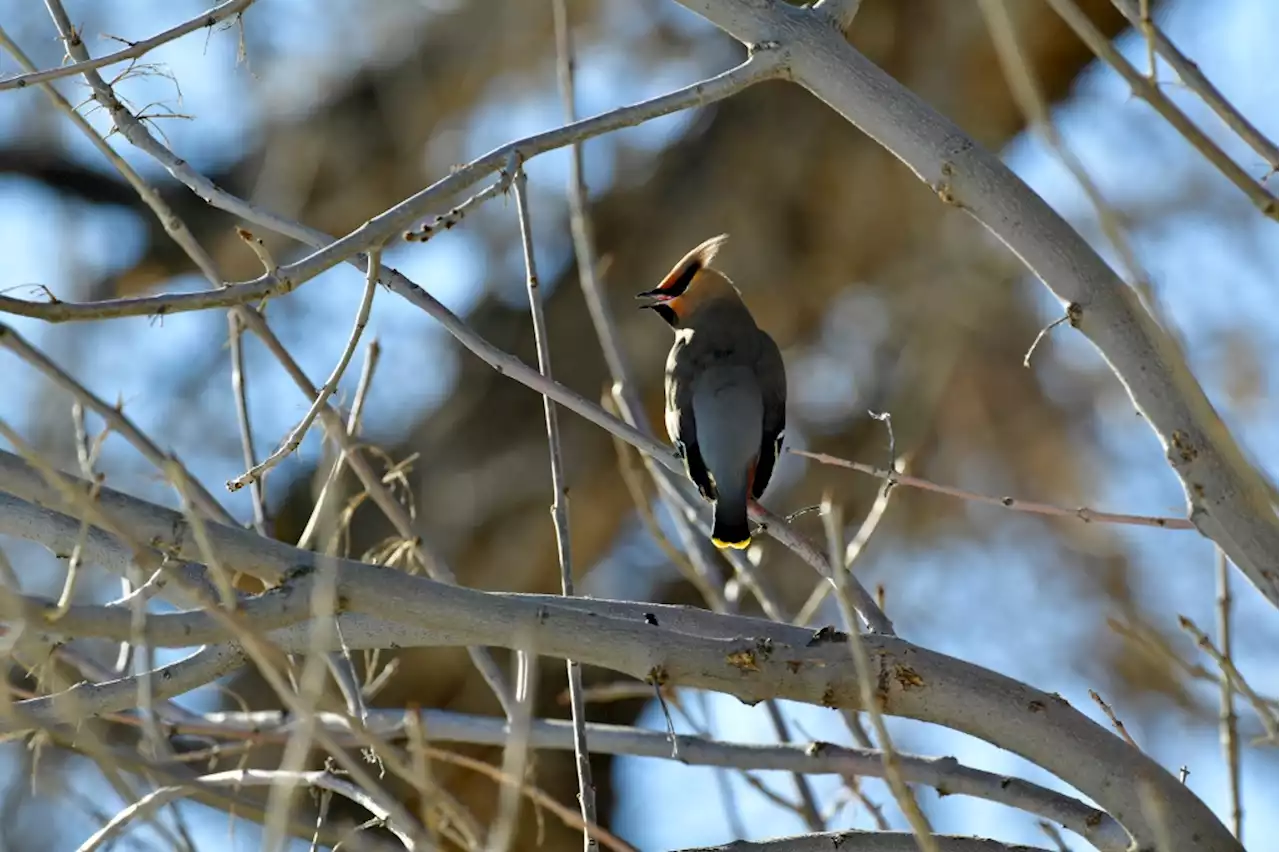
[166,707,1123,851]
[1107,0,1278,170]
[0,462,1236,850]
[812,0,865,33]
[667,0,1278,609]
[78,769,421,852]
[1044,0,1276,215]
[0,0,257,92]
[676,831,1050,852]
[0,50,784,321]
[513,156,598,848]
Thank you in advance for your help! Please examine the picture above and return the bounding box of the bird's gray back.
[690,365,763,485]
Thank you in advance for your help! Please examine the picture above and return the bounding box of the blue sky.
[0,0,1275,849]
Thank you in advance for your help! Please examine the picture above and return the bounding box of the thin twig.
[763,702,825,832]
[403,175,514,241]
[794,449,906,627]
[979,0,1163,319]
[487,649,538,852]
[297,339,381,552]
[262,560,345,852]
[0,51,785,322]
[1179,614,1278,742]
[238,304,515,716]
[228,249,381,491]
[513,153,597,847]
[1042,0,1277,219]
[1214,549,1242,837]
[1023,314,1073,368]
[0,0,256,91]
[1109,0,1278,169]
[793,448,1194,530]
[76,769,418,852]
[228,311,268,533]
[821,497,938,851]
[1037,821,1071,852]
[1088,689,1140,749]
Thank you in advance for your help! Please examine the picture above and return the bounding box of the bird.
[636,234,787,550]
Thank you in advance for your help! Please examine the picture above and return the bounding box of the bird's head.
[636,234,739,328]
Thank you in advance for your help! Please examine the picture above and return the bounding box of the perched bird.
[636,235,787,549]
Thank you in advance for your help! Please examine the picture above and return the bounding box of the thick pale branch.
[669,0,1278,609]
[812,0,864,33]
[0,468,1231,851]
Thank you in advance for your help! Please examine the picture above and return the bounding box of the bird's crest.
[653,233,729,298]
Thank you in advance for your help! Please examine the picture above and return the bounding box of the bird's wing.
[750,329,787,500]
[666,337,715,501]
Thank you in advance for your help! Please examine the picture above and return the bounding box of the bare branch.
[1088,689,1141,750]
[77,769,419,852]
[822,498,937,851]
[232,305,516,717]
[1109,0,1278,170]
[1042,0,1276,217]
[487,649,538,852]
[1,465,1226,851]
[813,0,865,33]
[176,707,1124,850]
[0,0,256,92]
[0,51,784,322]
[227,311,268,533]
[513,152,598,847]
[668,0,1277,608]
[793,449,1194,530]
[297,338,381,551]
[227,248,381,491]
[1179,614,1278,742]
[1214,549,1242,837]
[675,831,1051,852]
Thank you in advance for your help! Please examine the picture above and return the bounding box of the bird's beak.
[635,288,674,309]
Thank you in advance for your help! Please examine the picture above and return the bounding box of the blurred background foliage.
[0,0,1275,848]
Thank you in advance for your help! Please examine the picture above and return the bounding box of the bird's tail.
[711,488,752,550]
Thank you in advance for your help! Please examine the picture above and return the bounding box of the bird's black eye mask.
[642,303,679,326]
[636,255,702,327]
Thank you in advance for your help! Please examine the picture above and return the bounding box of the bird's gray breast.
[690,365,763,484]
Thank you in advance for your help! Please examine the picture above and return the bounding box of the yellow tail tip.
[712,536,752,550]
